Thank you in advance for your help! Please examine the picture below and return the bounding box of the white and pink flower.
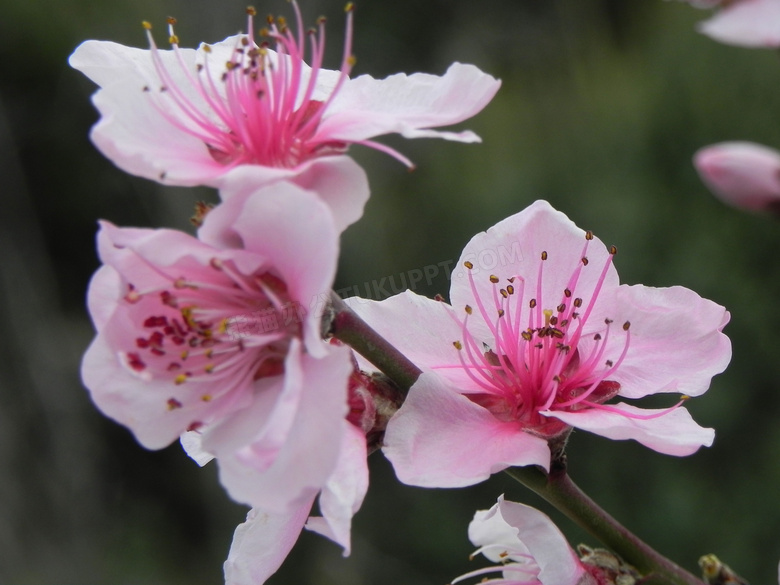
[350,200,731,487]
[694,141,780,214]
[68,3,501,229]
[453,495,589,585]
[82,182,356,512]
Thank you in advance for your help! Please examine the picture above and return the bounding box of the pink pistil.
[140,2,413,171]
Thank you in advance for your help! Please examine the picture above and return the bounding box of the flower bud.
[694,141,780,215]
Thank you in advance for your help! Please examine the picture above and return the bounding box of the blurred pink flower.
[351,201,730,487]
[68,3,500,229]
[694,141,780,214]
[82,182,356,511]
[452,495,588,585]
[684,0,780,47]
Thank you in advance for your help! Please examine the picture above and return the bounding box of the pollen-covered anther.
[573,298,582,308]
[609,245,618,255]
[529,299,537,309]
[497,309,505,317]
[557,303,566,313]
[489,275,499,284]
[464,261,474,270]
[585,230,594,241]
[465,305,473,315]
[246,5,257,16]
[345,2,355,12]
[167,398,183,410]
[541,251,548,261]
[174,373,190,385]
[124,285,141,303]
[453,340,463,350]
[506,284,515,295]
[201,394,213,401]
[564,288,572,298]
[500,289,508,299]
[622,321,631,331]
[521,330,532,341]
[142,21,152,30]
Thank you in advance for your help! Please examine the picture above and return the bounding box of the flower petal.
[305,423,368,555]
[202,182,341,358]
[346,290,474,388]
[224,501,314,585]
[545,402,715,456]
[604,284,731,399]
[383,372,551,487]
[698,0,780,47]
[210,346,353,511]
[320,63,501,143]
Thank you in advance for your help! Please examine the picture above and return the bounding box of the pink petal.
[305,423,368,555]
[345,290,476,389]
[694,141,780,212]
[545,402,715,456]
[81,332,230,449]
[602,285,731,399]
[69,41,224,185]
[383,372,551,487]
[319,63,501,143]
[201,183,340,358]
[450,200,618,342]
[210,347,353,511]
[224,500,314,585]
[698,0,780,47]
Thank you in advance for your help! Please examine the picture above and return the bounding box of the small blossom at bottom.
[452,495,590,585]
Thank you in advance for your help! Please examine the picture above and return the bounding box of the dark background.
[2,0,780,583]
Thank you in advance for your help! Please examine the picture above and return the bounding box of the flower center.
[443,231,677,436]
[120,255,304,415]
[140,3,413,175]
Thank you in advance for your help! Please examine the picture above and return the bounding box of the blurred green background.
[2,0,779,583]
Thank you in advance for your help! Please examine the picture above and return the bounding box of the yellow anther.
[465,305,473,315]
[142,21,153,30]
[174,374,188,385]
[585,230,594,241]
[169,35,179,45]
[246,6,257,16]
[345,2,355,12]
[453,341,463,350]
[201,393,213,401]
[167,16,177,25]
[464,261,474,270]
[541,251,548,261]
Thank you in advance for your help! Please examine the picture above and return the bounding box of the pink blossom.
[68,4,500,229]
[350,201,730,487]
[452,495,589,585]
[81,182,355,511]
[694,141,780,214]
[687,0,780,48]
